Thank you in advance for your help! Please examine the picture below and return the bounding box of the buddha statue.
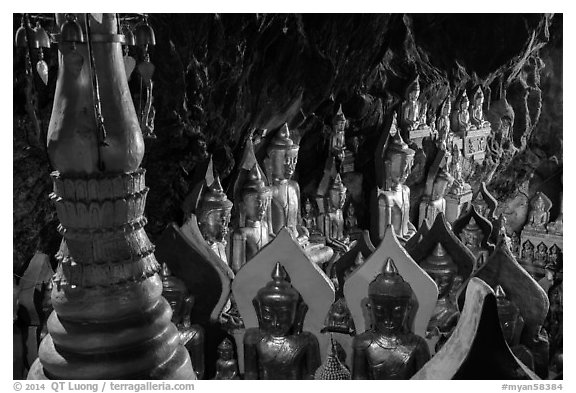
[344,203,362,240]
[196,176,233,265]
[419,168,452,229]
[535,242,548,269]
[451,90,472,134]
[330,104,347,163]
[213,338,240,380]
[546,195,563,234]
[526,193,550,231]
[302,198,319,235]
[436,95,452,146]
[352,258,430,379]
[319,173,350,253]
[470,87,491,129]
[264,123,309,243]
[160,262,188,324]
[521,240,535,264]
[177,295,206,380]
[495,285,525,348]
[420,243,460,350]
[231,165,273,273]
[244,262,321,379]
[448,146,471,194]
[511,231,521,256]
[321,297,356,336]
[374,131,417,242]
[401,75,423,131]
[459,218,489,271]
[547,245,561,272]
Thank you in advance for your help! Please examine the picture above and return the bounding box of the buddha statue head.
[160,263,188,323]
[431,168,452,200]
[459,90,470,113]
[241,165,271,222]
[253,262,302,337]
[367,258,414,334]
[383,131,415,190]
[197,176,233,244]
[405,75,421,102]
[304,198,314,216]
[495,285,524,346]
[420,243,458,298]
[328,173,347,210]
[266,123,300,181]
[459,217,483,251]
[217,338,235,362]
[473,192,489,218]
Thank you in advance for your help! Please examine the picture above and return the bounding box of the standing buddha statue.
[319,173,350,253]
[231,165,273,273]
[373,130,417,242]
[196,176,233,265]
[213,338,240,380]
[470,87,491,129]
[436,95,452,147]
[420,243,460,350]
[243,262,321,379]
[352,258,430,379]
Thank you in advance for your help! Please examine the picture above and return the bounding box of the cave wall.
[13,13,562,273]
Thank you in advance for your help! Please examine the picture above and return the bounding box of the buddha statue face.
[460,220,482,250]
[429,271,455,298]
[304,199,313,215]
[385,152,413,189]
[347,203,355,217]
[217,339,235,361]
[534,197,545,212]
[259,301,297,336]
[199,208,231,243]
[369,295,410,333]
[243,192,269,221]
[269,149,299,180]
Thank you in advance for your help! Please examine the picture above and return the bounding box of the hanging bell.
[14,15,34,48]
[122,25,136,46]
[134,17,156,47]
[34,21,51,49]
[36,56,49,85]
[60,13,84,44]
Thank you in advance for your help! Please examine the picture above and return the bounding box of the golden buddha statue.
[243,262,321,379]
[231,164,273,273]
[177,295,206,380]
[373,130,417,242]
[436,95,452,146]
[196,176,233,265]
[401,75,423,131]
[459,218,489,271]
[352,258,430,379]
[420,243,460,349]
[419,168,452,229]
[470,87,491,129]
[213,338,240,380]
[319,173,350,253]
[451,90,472,134]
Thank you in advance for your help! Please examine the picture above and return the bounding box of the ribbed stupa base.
[28,170,195,380]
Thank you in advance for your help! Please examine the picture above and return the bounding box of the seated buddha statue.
[526,193,550,231]
[302,198,319,236]
[420,243,460,350]
[436,95,452,146]
[321,297,356,336]
[521,240,535,264]
[448,146,471,194]
[470,87,491,129]
[244,262,321,379]
[451,90,472,135]
[177,295,206,380]
[373,130,417,242]
[213,338,240,380]
[319,173,350,253]
[419,168,452,229]
[401,75,423,131]
[352,258,430,379]
[231,164,273,273]
[534,242,548,270]
[196,176,233,265]
[263,123,333,264]
[344,203,362,240]
[459,218,489,271]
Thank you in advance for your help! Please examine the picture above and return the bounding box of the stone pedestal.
[445,189,473,224]
[463,127,491,163]
[409,127,431,149]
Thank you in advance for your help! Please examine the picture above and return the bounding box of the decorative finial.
[354,252,365,267]
[330,173,346,191]
[433,243,448,258]
[334,104,346,124]
[495,285,506,299]
[383,258,399,275]
[473,86,484,101]
[272,262,287,282]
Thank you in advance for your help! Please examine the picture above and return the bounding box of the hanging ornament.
[34,21,51,85]
[134,15,157,139]
[121,24,136,80]
[60,14,84,78]
[14,15,34,48]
